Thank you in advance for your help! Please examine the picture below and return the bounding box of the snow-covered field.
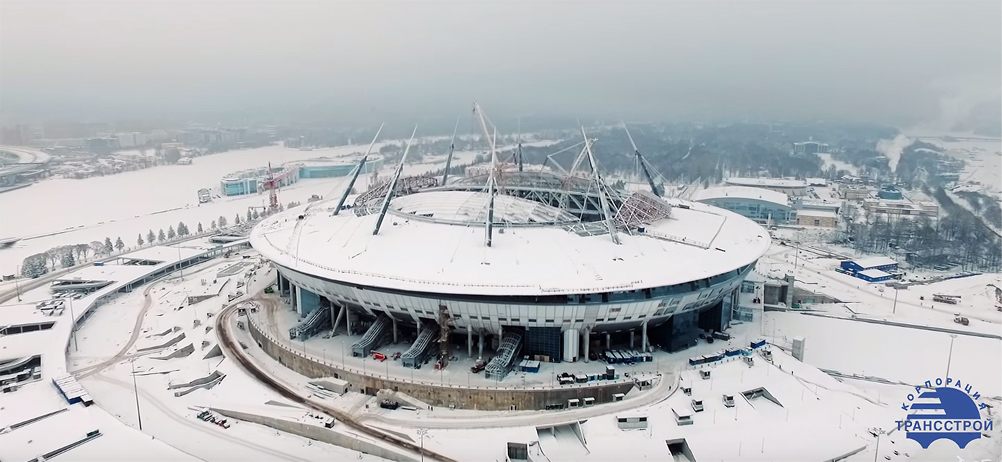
[0,141,481,275]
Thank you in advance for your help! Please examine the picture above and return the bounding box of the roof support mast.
[485,128,497,247]
[372,126,418,236]
[441,117,460,185]
[474,103,500,247]
[333,123,383,216]
[516,118,524,172]
[581,126,620,244]
[623,123,662,197]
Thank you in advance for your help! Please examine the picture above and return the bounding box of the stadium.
[250,120,770,384]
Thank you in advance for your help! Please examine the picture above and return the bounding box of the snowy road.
[87,373,314,462]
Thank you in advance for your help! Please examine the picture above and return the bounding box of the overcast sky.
[1,0,999,128]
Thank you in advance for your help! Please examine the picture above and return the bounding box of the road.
[216,299,454,462]
[762,245,1002,325]
[88,373,312,462]
[73,281,162,378]
[73,259,230,378]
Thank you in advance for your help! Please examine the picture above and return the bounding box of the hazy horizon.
[2,1,999,131]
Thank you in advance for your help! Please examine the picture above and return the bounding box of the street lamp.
[416,428,428,462]
[945,334,958,378]
[131,358,144,431]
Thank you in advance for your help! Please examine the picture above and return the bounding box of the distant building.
[160,142,183,163]
[85,137,118,153]
[839,184,870,200]
[115,132,148,149]
[692,186,795,225]
[862,199,938,221]
[793,141,830,155]
[298,156,383,179]
[795,208,837,228]
[877,186,903,200]
[840,257,898,282]
[724,177,808,196]
[221,164,300,196]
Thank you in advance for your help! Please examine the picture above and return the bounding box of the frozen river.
[0,142,479,275]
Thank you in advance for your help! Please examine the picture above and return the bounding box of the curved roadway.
[216,300,455,462]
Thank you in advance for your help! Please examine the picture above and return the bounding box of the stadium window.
[528,318,537,323]
[511,318,520,322]
[545,319,554,323]
[499,317,507,321]
[609,307,622,313]
[574,318,583,322]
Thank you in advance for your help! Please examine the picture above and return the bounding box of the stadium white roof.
[251,191,771,296]
[725,177,808,189]
[692,186,791,208]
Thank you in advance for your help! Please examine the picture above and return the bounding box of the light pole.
[945,334,958,378]
[131,358,144,431]
[416,428,428,462]
[68,297,78,351]
[892,287,898,315]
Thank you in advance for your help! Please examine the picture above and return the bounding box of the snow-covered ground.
[66,250,394,461]
[0,141,482,275]
[911,133,1002,196]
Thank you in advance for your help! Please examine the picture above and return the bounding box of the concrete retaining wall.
[210,407,418,462]
[169,371,225,390]
[247,315,636,411]
[153,342,194,360]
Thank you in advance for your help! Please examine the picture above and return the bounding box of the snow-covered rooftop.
[795,208,837,218]
[251,191,770,296]
[692,186,791,208]
[851,256,897,268]
[858,268,892,279]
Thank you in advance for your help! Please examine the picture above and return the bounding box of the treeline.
[840,188,1002,272]
[21,213,244,278]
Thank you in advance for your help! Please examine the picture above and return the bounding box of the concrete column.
[295,285,303,316]
[467,328,473,358]
[582,328,590,363]
[391,316,398,343]
[629,329,636,349]
[499,324,503,340]
[478,331,484,359]
[606,332,611,349]
[345,306,352,335]
[641,320,649,353]
[332,303,346,335]
[563,328,579,362]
